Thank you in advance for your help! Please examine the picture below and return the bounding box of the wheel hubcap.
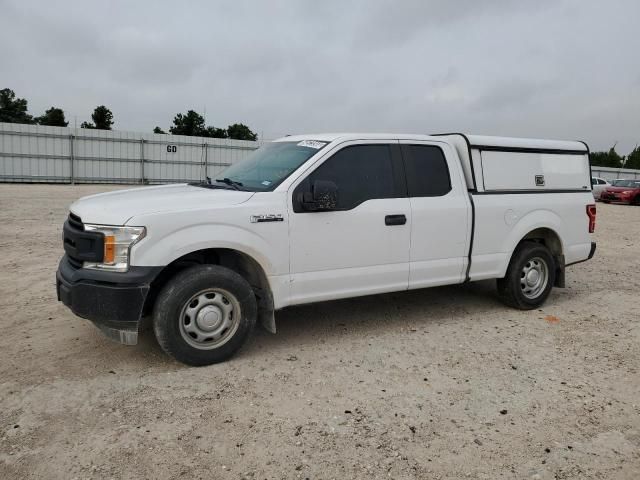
[526,269,540,286]
[520,256,549,299]
[196,305,223,331]
[179,288,241,350]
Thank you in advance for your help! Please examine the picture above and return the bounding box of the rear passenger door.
[287,141,411,305]
[399,141,470,288]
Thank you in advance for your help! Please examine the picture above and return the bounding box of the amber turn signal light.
[104,235,116,264]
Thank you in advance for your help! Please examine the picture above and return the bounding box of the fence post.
[203,142,208,181]
[69,134,75,184]
[140,139,145,184]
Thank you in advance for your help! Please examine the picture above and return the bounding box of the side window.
[591,178,597,185]
[402,145,452,197]
[598,179,607,185]
[298,144,398,210]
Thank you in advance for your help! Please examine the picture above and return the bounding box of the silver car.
[591,177,610,200]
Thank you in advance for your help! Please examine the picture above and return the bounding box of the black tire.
[497,241,556,310]
[153,265,257,366]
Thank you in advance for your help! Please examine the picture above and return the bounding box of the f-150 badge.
[250,214,284,223]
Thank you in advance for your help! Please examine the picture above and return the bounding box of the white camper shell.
[434,134,591,193]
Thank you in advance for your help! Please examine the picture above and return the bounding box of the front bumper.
[600,192,632,203]
[56,255,162,345]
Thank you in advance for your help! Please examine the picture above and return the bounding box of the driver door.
[287,141,411,305]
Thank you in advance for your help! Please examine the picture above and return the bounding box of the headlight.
[621,190,632,195]
[83,225,146,272]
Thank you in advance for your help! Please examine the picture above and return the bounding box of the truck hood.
[70,184,255,225]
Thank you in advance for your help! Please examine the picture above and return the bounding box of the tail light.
[586,204,596,233]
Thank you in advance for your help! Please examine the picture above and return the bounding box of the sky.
[1,0,639,153]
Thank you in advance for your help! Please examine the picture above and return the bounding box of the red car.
[600,179,640,205]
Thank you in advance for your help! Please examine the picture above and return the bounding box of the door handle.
[385,214,406,226]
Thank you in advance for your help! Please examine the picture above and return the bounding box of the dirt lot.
[0,184,638,480]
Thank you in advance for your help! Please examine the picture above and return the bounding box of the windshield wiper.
[189,180,234,190]
[215,177,244,190]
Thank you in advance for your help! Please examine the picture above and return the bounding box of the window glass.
[217,141,326,191]
[591,178,597,185]
[598,179,607,185]
[403,145,451,196]
[305,144,396,210]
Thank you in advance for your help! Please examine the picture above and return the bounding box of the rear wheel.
[153,265,257,366]
[497,241,556,310]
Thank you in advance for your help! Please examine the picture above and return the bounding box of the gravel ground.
[0,184,638,480]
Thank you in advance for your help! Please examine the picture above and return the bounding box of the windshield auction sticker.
[297,140,327,149]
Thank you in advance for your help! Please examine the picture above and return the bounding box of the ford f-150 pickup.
[57,133,596,365]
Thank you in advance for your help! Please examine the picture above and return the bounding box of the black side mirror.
[302,180,338,211]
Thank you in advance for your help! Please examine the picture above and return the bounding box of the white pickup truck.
[57,133,597,365]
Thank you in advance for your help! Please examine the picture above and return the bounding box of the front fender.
[130,223,285,276]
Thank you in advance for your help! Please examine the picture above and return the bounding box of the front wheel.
[153,265,257,366]
[497,241,556,310]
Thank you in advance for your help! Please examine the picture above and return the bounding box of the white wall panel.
[591,166,640,181]
[0,122,259,184]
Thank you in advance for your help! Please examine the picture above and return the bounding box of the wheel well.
[143,248,274,329]
[521,228,563,258]
[519,228,564,287]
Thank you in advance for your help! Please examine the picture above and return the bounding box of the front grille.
[66,213,84,268]
[63,212,104,267]
[68,212,84,231]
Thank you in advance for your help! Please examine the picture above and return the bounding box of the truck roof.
[274,133,588,153]
[273,133,432,142]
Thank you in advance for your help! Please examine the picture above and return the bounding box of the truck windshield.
[217,141,327,191]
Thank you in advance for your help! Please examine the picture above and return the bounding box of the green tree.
[168,110,257,140]
[153,126,166,134]
[0,88,34,124]
[205,126,227,138]
[227,123,257,141]
[92,105,114,130]
[169,110,207,136]
[589,147,623,168]
[169,110,228,138]
[81,105,114,130]
[35,107,68,127]
[604,147,623,168]
[589,151,608,166]
[625,146,640,170]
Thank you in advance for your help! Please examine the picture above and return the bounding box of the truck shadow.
[131,278,580,366]
[240,280,501,358]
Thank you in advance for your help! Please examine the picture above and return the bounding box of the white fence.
[591,166,640,181]
[0,122,259,184]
